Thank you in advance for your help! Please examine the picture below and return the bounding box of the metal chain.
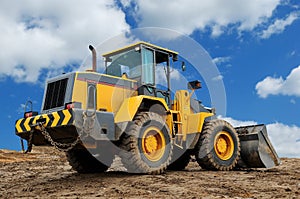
[39,122,81,152]
[37,111,96,152]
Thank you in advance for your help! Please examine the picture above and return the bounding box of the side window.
[156,61,168,88]
[142,48,154,85]
[87,84,96,109]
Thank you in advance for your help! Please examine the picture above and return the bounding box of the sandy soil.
[0,146,299,199]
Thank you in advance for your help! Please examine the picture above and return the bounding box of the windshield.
[104,46,170,87]
[105,49,142,81]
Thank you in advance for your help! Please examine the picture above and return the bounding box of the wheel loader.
[15,41,280,174]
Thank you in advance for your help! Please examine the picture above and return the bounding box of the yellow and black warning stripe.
[15,109,73,133]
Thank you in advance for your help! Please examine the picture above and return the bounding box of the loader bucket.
[235,124,281,168]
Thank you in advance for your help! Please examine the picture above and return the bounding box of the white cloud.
[211,25,224,37]
[256,65,300,98]
[267,123,300,158]
[155,65,182,88]
[260,11,300,39]
[289,50,296,57]
[0,0,129,83]
[155,65,168,87]
[212,56,231,65]
[120,0,133,8]
[131,0,281,36]
[218,115,257,127]
[255,76,284,98]
[219,116,300,157]
[1,1,297,84]
[290,99,296,104]
[17,103,26,115]
[212,75,224,81]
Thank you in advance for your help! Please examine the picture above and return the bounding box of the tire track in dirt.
[0,147,299,198]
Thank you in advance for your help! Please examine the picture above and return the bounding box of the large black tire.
[195,119,240,171]
[119,112,173,174]
[167,146,190,171]
[66,146,113,173]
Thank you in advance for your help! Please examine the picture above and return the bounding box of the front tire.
[195,119,240,171]
[119,112,172,174]
[66,146,113,173]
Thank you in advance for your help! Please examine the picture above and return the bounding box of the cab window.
[106,49,142,81]
[142,48,154,85]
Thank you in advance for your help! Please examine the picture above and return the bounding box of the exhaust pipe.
[89,45,97,72]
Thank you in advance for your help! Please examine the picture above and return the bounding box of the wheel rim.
[214,131,234,160]
[141,127,166,162]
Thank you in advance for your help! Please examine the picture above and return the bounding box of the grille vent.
[43,78,68,110]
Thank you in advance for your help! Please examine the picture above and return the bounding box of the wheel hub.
[144,135,158,153]
[216,137,227,154]
[141,127,166,162]
[214,131,234,160]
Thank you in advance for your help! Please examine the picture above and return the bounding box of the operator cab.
[102,42,178,104]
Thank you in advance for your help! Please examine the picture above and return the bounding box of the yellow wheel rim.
[214,131,234,160]
[141,127,166,162]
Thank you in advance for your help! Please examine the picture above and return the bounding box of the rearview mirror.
[188,80,201,90]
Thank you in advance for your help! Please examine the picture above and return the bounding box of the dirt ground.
[0,147,299,199]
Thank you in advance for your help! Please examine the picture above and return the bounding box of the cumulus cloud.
[155,65,183,89]
[290,99,296,104]
[267,122,300,157]
[212,56,231,65]
[260,11,300,39]
[219,116,300,157]
[129,0,281,36]
[256,65,300,98]
[212,75,224,81]
[0,0,129,83]
[1,1,297,84]
[218,115,257,127]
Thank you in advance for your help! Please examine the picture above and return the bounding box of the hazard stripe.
[32,116,39,124]
[15,119,23,133]
[47,114,54,127]
[19,118,26,132]
[15,109,74,133]
[67,110,73,125]
[57,111,65,126]
[25,117,32,131]
[42,114,50,127]
[62,109,72,125]
[29,117,34,126]
[51,112,60,127]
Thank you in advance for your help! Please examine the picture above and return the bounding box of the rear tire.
[195,119,240,171]
[66,146,113,173]
[119,112,172,174]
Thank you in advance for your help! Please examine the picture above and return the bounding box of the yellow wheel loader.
[15,42,280,174]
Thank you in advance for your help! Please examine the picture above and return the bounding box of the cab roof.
[102,41,178,60]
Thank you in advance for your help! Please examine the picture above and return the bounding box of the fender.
[187,112,214,134]
[114,95,169,123]
[185,112,214,149]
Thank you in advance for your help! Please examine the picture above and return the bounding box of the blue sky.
[0,0,299,157]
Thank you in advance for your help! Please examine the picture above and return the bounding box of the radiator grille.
[43,78,68,110]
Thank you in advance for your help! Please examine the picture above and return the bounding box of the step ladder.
[171,112,184,149]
